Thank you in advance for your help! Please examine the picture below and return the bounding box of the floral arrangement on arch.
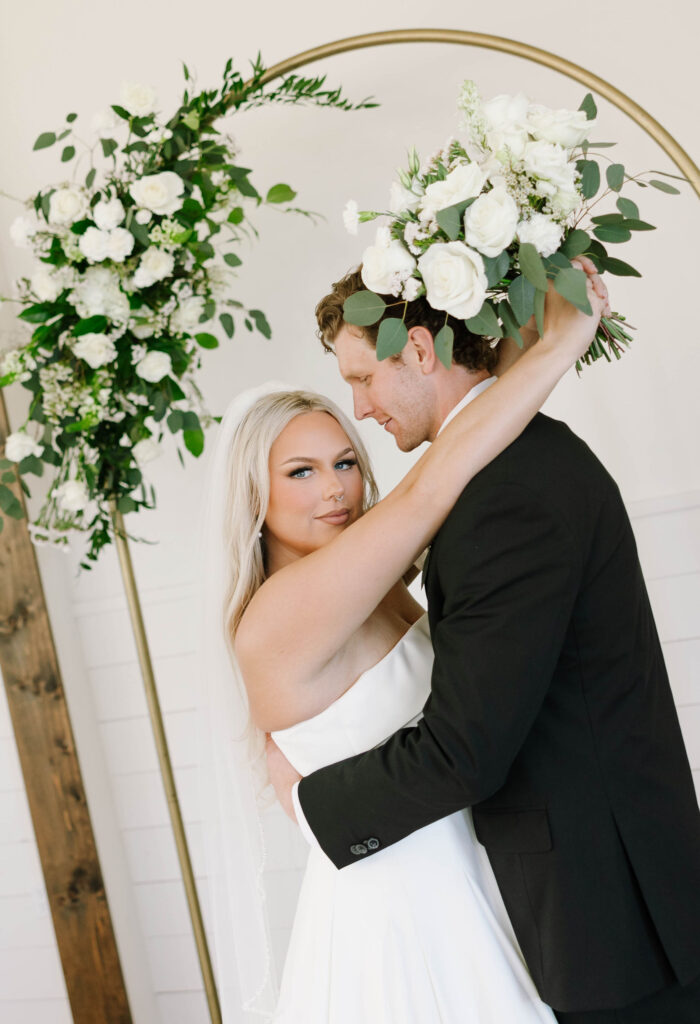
[0,58,374,567]
[342,81,682,370]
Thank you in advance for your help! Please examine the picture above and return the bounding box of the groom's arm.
[296,476,582,869]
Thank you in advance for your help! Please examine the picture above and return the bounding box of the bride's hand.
[539,256,611,359]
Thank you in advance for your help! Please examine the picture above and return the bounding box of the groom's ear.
[407,326,438,375]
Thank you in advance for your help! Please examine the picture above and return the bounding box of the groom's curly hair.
[315,267,498,374]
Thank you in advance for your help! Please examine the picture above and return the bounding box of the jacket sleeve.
[297,479,582,869]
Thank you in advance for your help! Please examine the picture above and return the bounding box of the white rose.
[389,181,420,214]
[120,81,158,117]
[72,332,118,368]
[30,265,62,302]
[71,267,129,322]
[342,200,359,235]
[135,208,152,225]
[93,198,125,231]
[49,187,88,226]
[418,241,487,319]
[421,162,486,219]
[133,248,175,288]
[107,228,135,263]
[528,104,594,150]
[523,140,577,192]
[91,108,119,138]
[10,215,39,249]
[135,350,172,382]
[5,431,43,462]
[517,213,564,258]
[360,232,416,296]
[482,92,532,159]
[132,437,161,466]
[171,295,207,333]
[464,186,519,258]
[130,172,184,216]
[79,226,111,262]
[551,188,582,219]
[55,479,89,513]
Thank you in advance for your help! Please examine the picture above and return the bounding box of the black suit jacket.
[297,414,700,1013]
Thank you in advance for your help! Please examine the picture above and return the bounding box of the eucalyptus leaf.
[518,243,548,291]
[33,132,56,151]
[167,410,184,432]
[376,317,408,360]
[184,429,205,458]
[61,145,76,163]
[343,290,386,327]
[118,496,138,514]
[101,138,118,159]
[482,250,510,288]
[250,309,272,339]
[560,229,590,259]
[649,179,681,194]
[553,268,593,314]
[465,301,503,338]
[195,332,219,349]
[435,197,476,240]
[579,93,598,121]
[434,325,454,369]
[266,183,297,204]
[498,300,524,348]
[224,252,242,267]
[219,313,235,338]
[580,160,601,199]
[85,168,96,190]
[534,289,546,339]
[606,164,625,191]
[620,218,656,231]
[616,196,639,218]
[598,257,641,277]
[593,225,632,244]
[508,275,536,326]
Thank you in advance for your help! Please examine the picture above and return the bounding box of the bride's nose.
[321,470,345,502]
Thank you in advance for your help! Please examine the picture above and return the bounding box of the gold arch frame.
[244,29,699,197]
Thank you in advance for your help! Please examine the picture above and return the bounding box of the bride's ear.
[406,326,438,375]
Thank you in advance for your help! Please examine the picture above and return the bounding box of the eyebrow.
[281,446,355,466]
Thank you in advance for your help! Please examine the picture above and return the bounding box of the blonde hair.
[222,390,379,654]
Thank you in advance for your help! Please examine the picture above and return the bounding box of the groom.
[267,261,700,1022]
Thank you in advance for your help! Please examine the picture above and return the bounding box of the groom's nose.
[352,390,375,421]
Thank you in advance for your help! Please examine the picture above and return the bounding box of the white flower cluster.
[350,80,595,323]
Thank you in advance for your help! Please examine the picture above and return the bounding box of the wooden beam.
[0,391,132,1023]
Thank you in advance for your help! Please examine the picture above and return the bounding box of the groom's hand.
[266,734,301,823]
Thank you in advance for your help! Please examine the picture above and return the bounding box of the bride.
[197,265,608,1022]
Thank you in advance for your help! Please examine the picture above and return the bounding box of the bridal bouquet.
[0,57,373,565]
[343,81,682,371]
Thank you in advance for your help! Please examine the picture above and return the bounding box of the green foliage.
[465,301,503,338]
[482,250,510,288]
[376,318,408,360]
[518,243,548,291]
[498,300,524,348]
[508,275,536,326]
[579,93,598,120]
[434,324,454,369]
[552,267,593,315]
[343,290,386,327]
[33,131,56,150]
[249,309,271,339]
[266,183,297,204]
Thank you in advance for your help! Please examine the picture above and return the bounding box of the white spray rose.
[135,350,172,382]
[132,437,161,466]
[49,187,88,226]
[133,248,175,288]
[360,231,416,296]
[79,226,111,262]
[55,479,89,513]
[10,215,39,249]
[93,198,125,231]
[516,214,564,257]
[120,81,158,117]
[389,180,420,214]
[342,200,359,235]
[5,431,43,462]
[421,162,486,220]
[72,332,118,368]
[528,104,594,149]
[418,241,487,319]
[130,172,184,216]
[482,92,532,159]
[107,228,135,263]
[31,265,63,302]
[464,186,519,258]
[91,108,119,139]
[523,140,577,192]
[171,296,207,333]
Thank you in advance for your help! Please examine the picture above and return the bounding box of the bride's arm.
[237,265,608,701]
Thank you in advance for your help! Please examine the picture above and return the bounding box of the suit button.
[350,843,368,856]
[366,837,380,851]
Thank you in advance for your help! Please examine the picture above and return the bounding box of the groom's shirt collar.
[436,376,498,438]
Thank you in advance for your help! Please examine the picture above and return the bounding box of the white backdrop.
[0,2,698,1022]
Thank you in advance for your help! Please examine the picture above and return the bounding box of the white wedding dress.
[270,613,556,1023]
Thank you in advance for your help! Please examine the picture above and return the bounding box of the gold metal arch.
[238,28,699,198]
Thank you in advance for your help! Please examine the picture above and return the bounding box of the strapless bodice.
[271,613,432,776]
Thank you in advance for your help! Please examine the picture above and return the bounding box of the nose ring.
[333,492,345,503]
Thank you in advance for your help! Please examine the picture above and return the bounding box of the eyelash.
[289,459,358,479]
